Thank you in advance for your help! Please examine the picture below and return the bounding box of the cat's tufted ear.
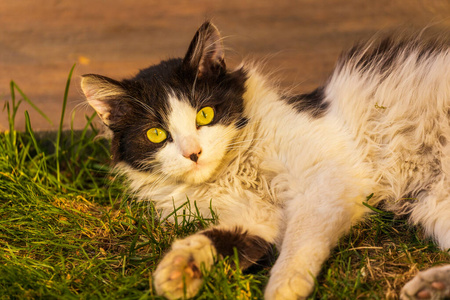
[183,22,226,78]
[81,74,129,127]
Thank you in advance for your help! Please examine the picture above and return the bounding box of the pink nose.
[183,149,202,162]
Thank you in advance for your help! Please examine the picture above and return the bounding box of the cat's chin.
[177,162,218,185]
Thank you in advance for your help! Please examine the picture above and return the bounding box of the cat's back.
[326,31,450,127]
[224,31,450,208]
[324,31,450,203]
[244,31,450,205]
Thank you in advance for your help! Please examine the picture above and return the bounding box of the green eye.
[147,128,167,143]
[196,107,214,126]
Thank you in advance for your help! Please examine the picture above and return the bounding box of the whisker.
[226,138,265,146]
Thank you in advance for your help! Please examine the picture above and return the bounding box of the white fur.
[114,39,450,299]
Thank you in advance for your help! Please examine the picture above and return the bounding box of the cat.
[81,22,450,300]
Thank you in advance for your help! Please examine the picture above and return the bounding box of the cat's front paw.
[400,265,450,300]
[264,269,315,300]
[153,234,217,299]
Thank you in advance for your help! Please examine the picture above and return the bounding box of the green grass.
[1,67,449,299]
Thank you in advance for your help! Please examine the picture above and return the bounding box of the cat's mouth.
[187,160,208,175]
[178,157,220,184]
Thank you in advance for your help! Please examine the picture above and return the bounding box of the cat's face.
[82,22,247,184]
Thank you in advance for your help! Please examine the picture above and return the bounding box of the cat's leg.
[264,178,369,300]
[153,225,274,299]
[400,186,450,300]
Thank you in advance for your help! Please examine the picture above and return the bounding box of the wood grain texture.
[1,0,449,131]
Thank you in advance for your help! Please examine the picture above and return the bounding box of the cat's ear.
[81,74,128,127]
[183,21,226,78]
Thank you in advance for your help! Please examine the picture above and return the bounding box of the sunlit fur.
[84,24,450,300]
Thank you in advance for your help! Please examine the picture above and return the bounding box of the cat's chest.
[196,149,270,201]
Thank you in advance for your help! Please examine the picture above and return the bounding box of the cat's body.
[82,23,450,299]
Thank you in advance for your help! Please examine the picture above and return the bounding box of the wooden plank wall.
[1,0,449,131]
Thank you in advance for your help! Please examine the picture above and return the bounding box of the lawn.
[1,67,449,299]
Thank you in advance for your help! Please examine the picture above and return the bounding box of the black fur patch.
[283,87,329,118]
[201,227,273,270]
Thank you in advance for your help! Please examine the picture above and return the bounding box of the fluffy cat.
[81,22,450,299]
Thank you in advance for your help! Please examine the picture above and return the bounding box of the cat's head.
[81,22,248,184]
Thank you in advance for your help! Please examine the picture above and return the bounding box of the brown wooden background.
[1,0,449,131]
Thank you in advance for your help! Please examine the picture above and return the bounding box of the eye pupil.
[196,107,214,126]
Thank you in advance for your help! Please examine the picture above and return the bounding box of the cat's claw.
[400,265,450,300]
[153,235,216,299]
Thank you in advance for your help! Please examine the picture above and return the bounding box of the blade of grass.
[55,64,76,187]
[10,81,52,125]
[24,111,41,155]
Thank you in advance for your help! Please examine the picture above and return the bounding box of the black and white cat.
[81,22,450,299]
